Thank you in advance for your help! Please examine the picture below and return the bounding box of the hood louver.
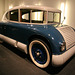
[57,26,75,50]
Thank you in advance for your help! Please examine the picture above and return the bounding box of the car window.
[31,10,43,23]
[31,10,46,23]
[48,12,60,23]
[20,9,47,24]
[54,13,60,23]
[10,9,18,21]
[20,9,30,23]
[48,12,53,22]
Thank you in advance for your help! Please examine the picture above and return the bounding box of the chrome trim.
[52,46,75,66]
[0,34,27,54]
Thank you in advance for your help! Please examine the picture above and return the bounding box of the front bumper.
[52,46,75,66]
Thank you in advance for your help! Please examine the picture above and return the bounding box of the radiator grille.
[57,26,75,50]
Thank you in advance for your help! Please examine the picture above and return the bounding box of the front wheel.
[29,39,51,68]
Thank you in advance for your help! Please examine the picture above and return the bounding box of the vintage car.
[0,5,75,68]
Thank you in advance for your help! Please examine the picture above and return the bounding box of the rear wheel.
[29,39,51,68]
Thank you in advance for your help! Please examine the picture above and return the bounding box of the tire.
[29,39,51,68]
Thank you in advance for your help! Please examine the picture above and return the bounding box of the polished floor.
[0,42,75,75]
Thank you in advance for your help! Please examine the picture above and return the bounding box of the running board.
[0,34,27,54]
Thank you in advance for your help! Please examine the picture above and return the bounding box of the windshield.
[48,12,60,23]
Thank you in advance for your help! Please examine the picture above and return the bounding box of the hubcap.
[32,43,47,64]
[36,51,40,56]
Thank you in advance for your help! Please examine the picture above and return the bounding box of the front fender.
[28,25,66,55]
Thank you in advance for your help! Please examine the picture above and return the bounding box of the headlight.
[60,42,66,51]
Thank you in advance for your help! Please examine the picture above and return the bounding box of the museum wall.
[4,0,64,10]
[0,0,5,21]
[3,0,66,21]
[0,0,75,28]
[64,0,75,28]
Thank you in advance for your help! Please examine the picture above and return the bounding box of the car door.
[5,9,30,44]
[5,9,19,39]
[0,22,7,35]
[6,9,31,44]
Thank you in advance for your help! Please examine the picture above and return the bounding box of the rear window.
[10,9,18,21]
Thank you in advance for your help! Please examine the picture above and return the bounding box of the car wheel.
[29,39,50,68]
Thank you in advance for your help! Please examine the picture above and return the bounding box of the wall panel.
[0,0,5,21]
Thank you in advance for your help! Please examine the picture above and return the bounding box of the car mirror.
[61,16,66,25]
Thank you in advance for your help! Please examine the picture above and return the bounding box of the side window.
[54,13,60,23]
[10,9,18,21]
[31,10,44,23]
[20,9,47,24]
[48,12,60,23]
[20,9,30,22]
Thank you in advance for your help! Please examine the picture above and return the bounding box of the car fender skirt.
[52,46,75,66]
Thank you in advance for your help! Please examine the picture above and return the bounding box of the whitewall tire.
[29,39,50,68]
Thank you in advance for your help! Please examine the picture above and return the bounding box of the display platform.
[0,42,75,75]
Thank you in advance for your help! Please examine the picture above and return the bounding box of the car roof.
[9,5,61,12]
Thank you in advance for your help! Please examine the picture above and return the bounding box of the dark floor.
[0,42,75,75]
